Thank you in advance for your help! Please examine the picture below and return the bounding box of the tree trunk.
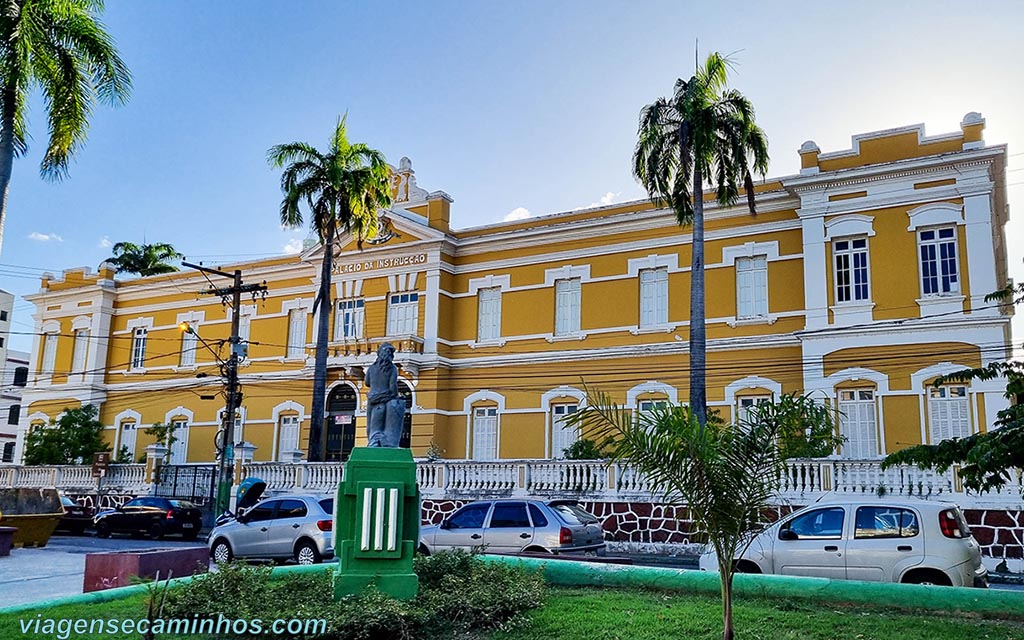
[0,87,19,256]
[690,162,708,428]
[308,218,336,461]
[720,570,735,640]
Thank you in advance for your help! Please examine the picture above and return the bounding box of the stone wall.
[421,499,1024,571]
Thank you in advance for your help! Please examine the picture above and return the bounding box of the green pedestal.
[333,447,419,601]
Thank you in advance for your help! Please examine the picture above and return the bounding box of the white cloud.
[504,206,531,222]
[282,238,303,255]
[28,231,63,243]
[592,191,620,207]
[98,236,112,248]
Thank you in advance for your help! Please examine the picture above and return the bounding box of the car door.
[112,498,145,532]
[845,505,924,582]
[434,502,491,552]
[771,506,847,579]
[232,500,278,557]
[483,502,534,554]
[265,499,308,557]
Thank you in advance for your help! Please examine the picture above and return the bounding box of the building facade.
[0,288,28,462]
[11,114,1013,465]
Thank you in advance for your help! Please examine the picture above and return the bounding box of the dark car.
[94,497,203,540]
[55,496,93,535]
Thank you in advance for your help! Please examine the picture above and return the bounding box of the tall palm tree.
[633,53,768,429]
[268,116,392,461]
[0,0,131,254]
[107,241,183,276]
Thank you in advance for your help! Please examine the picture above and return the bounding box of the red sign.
[334,414,353,425]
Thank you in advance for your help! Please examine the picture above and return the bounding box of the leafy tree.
[106,241,184,276]
[22,404,108,465]
[633,53,768,428]
[741,394,846,459]
[884,284,1024,492]
[570,390,833,640]
[0,0,131,254]
[562,437,613,460]
[143,421,178,463]
[268,116,392,461]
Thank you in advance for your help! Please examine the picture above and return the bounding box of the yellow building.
[13,113,1013,465]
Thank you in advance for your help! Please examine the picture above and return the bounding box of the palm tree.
[570,391,833,640]
[106,241,184,277]
[633,53,768,429]
[268,116,392,461]
[0,0,131,254]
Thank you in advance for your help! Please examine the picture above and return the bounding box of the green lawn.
[488,587,1024,640]
[4,586,1024,640]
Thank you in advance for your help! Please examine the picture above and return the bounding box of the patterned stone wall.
[421,499,1024,569]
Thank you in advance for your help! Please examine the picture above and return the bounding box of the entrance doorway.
[326,384,358,461]
[397,381,413,449]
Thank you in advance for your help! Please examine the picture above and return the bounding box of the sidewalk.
[0,547,85,608]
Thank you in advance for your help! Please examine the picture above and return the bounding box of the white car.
[699,499,988,587]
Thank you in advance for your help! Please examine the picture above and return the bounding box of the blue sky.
[2,1,1023,351]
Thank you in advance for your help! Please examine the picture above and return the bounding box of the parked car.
[419,499,606,556]
[93,497,203,540]
[208,484,334,565]
[54,496,93,535]
[698,499,988,587]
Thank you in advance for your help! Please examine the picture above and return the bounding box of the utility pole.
[183,261,267,516]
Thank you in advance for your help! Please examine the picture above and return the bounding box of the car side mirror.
[778,529,798,541]
[237,513,249,524]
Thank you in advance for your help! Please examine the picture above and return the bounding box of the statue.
[364,343,407,447]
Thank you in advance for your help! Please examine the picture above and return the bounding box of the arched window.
[277,413,300,461]
[837,387,878,459]
[168,417,190,464]
[928,385,970,443]
[471,405,498,461]
[118,421,138,460]
[550,403,579,459]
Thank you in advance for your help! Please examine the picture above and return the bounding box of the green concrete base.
[333,571,419,601]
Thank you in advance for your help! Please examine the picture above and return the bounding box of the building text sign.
[335,253,428,275]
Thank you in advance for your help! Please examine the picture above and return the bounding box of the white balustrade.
[2,458,1021,510]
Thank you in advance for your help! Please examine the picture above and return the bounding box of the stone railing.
[3,458,1022,508]
[241,461,345,494]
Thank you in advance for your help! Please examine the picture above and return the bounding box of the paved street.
[0,533,207,608]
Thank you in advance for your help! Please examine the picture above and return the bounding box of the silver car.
[208,494,334,565]
[699,499,988,587]
[419,499,606,556]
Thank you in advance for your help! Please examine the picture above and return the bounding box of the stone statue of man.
[364,342,407,447]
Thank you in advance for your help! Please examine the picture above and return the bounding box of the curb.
[481,556,1024,619]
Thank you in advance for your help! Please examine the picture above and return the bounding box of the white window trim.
[829,235,874,325]
[822,367,889,458]
[386,291,420,337]
[722,242,780,327]
[463,390,505,460]
[916,226,962,312]
[837,388,881,459]
[71,328,90,375]
[927,384,971,444]
[638,267,670,329]
[626,381,678,408]
[552,277,582,338]
[285,307,309,361]
[541,386,586,458]
[734,256,769,321]
[334,298,366,341]
[906,202,964,232]
[724,376,783,409]
[112,409,142,453]
[271,400,307,460]
[476,286,503,344]
[125,317,154,373]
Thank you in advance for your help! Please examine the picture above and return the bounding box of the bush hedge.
[160,551,544,639]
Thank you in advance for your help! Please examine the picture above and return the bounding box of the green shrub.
[161,551,544,639]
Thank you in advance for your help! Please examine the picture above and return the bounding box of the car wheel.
[902,569,952,586]
[294,540,321,565]
[416,544,431,556]
[734,560,762,574]
[211,539,233,564]
[95,521,111,538]
[147,522,165,540]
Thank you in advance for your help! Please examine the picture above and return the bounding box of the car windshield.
[169,500,196,509]
[549,503,599,525]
